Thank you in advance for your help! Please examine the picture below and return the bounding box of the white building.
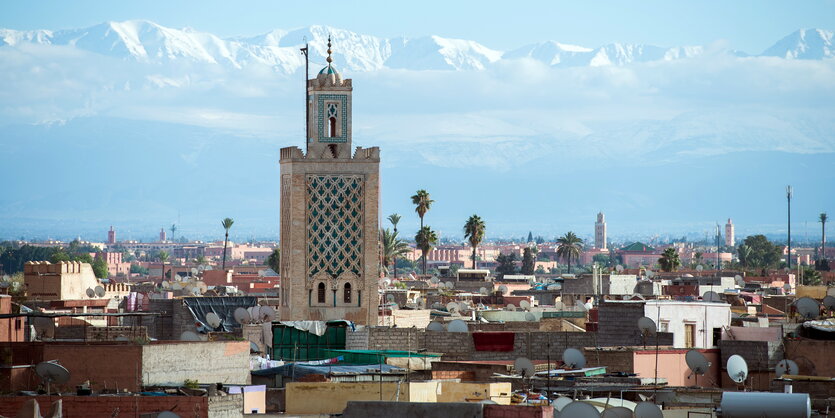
[645,300,731,348]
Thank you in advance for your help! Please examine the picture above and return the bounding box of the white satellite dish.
[447,319,468,333]
[446,302,458,312]
[248,306,262,323]
[634,402,663,418]
[458,302,469,312]
[161,280,170,289]
[426,321,445,332]
[615,264,624,272]
[260,306,276,322]
[575,300,588,312]
[554,301,565,310]
[775,359,799,378]
[702,291,721,303]
[35,361,70,394]
[86,288,95,298]
[563,348,586,369]
[205,312,222,329]
[552,396,572,412]
[727,354,749,384]
[234,307,251,324]
[180,331,201,341]
[795,297,820,319]
[696,265,704,272]
[519,300,531,310]
[525,312,536,322]
[601,406,633,418]
[506,303,516,311]
[195,281,208,294]
[498,285,508,295]
[823,296,835,312]
[190,287,201,296]
[638,317,657,335]
[560,401,600,418]
[445,281,454,289]
[191,268,199,275]
[686,350,711,375]
[479,287,489,296]
[513,357,536,378]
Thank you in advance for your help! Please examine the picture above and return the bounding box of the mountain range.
[0,21,832,73]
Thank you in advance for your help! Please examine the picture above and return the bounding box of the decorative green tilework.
[316,94,348,143]
[306,175,363,279]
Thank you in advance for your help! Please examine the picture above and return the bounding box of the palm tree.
[387,214,402,278]
[821,213,828,261]
[158,250,170,281]
[221,217,234,270]
[463,214,486,269]
[737,244,752,269]
[556,232,583,273]
[658,247,681,272]
[381,228,410,276]
[411,190,434,230]
[170,224,177,242]
[415,226,438,275]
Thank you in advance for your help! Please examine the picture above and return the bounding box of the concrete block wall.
[207,393,244,418]
[142,341,251,387]
[597,301,673,347]
[719,340,782,372]
[0,395,208,418]
[346,327,370,350]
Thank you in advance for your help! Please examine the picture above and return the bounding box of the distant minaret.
[725,218,735,247]
[595,212,607,250]
[159,228,167,243]
[107,226,116,245]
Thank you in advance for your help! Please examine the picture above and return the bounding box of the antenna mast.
[300,40,310,154]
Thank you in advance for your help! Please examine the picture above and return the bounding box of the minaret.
[725,218,735,247]
[279,38,380,325]
[595,212,607,250]
[107,226,116,245]
[159,228,167,243]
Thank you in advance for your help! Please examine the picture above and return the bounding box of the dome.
[314,37,343,86]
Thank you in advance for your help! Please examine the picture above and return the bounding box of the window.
[317,282,326,304]
[659,321,669,332]
[326,102,338,138]
[343,283,352,303]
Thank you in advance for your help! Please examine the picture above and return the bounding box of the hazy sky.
[2,0,834,52]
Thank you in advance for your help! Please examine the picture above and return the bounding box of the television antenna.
[795,297,820,320]
[727,354,749,385]
[702,291,721,303]
[447,319,468,333]
[205,312,222,329]
[34,361,70,395]
[775,359,799,378]
[562,348,586,369]
[634,401,663,418]
[513,357,535,378]
[685,349,711,387]
[560,401,600,417]
[426,321,445,332]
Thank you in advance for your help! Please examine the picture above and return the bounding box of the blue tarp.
[251,363,404,378]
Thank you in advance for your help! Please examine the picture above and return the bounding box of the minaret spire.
[326,36,333,65]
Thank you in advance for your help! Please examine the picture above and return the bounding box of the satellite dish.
[446,302,458,312]
[795,297,820,319]
[638,317,657,335]
[161,280,170,289]
[506,303,516,311]
[686,350,711,375]
[727,354,749,384]
[615,264,624,273]
[387,294,396,302]
[696,265,704,272]
[823,296,835,312]
[560,401,600,418]
[702,291,721,303]
[171,282,183,290]
[157,411,180,418]
[554,301,565,310]
[601,407,633,418]
[563,348,586,369]
[35,361,70,394]
[190,287,201,296]
[775,359,799,378]
[634,402,663,418]
[634,281,653,296]
[646,270,655,278]
[447,319,468,333]
[234,307,251,324]
[195,282,208,294]
[547,284,561,291]
[426,321,445,332]
[32,317,55,339]
[734,275,745,287]
[205,312,222,329]
[86,288,95,298]
[552,396,572,411]
[430,277,440,284]
[458,302,469,312]
[783,283,792,293]
[250,341,260,352]
[445,281,454,289]
[191,268,199,275]
[520,300,531,310]
[248,306,262,323]
[260,305,276,322]
[180,331,201,341]
[479,287,489,296]
[575,300,588,312]
[513,357,536,378]
[498,285,508,295]
[525,313,536,322]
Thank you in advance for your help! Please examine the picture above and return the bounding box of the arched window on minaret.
[328,117,337,137]
[317,282,326,304]
[343,282,352,303]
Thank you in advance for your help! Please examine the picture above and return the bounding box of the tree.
[91,254,108,279]
[387,213,402,279]
[737,244,753,269]
[221,217,234,270]
[801,266,822,286]
[381,228,410,276]
[170,224,177,242]
[463,214,486,269]
[820,212,828,261]
[414,226,438,275]
[267,248,280,273]
[742,235,782,269]
[158,250,170,280]
[410,190,434,230]
[658,248,681,272]
[495,253,517,279]
[556,232,583,273]
[521,247,536,275]
[527,231,533,243]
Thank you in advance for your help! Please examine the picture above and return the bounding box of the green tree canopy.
[267,248,280,273]
[410,190,434,229]
[658,247,681,272]
[521,247,536,275]
[495,253,517,279]
[556,232,583,273]
[463,214,486,269]
[414,226,438,275]
[381,228,410,276]
[740,235,783,269]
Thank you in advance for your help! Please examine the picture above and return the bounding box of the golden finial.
[326,36,333,64]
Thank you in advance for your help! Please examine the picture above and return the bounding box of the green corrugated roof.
[621,242,655,252]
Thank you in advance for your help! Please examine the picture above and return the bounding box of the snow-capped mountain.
[1,20,831,74]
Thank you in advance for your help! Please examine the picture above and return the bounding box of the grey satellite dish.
[727,354,749,384]
[479,287,489,296]
[775,359,799,378]
[696,264,704,272]
[387,294,396,302]
[180,331,201,341]
[445,281,454,289]
[157,412,180,418]
[795,297,820,319]
[513,357,536,378]
[426,321,445,332]
[823,296,835,312]
[519,300,531,310]
[634,402,663,418]
[233,307,251,324]
[783,283,792,293]
[32,317,55,339]
[563,348,586,369]
[458,302,469,312]
[446,302,458,312]
[552,396,572,411]
[525,313,536,322]
[615,264,624,273]
[86,288,95,298]
[547,284,561,291]
[205,312,222,329]
[498,285,508,295]
[447,319,468,333]
[35,361,70,394]
[260,305,276,322]
[575,299,588,312]
[560,401,600,418]
[638,317,657,335]
[250,341,260,352]
[601,407,633,418]
[431,302,443,310]
[686,350,711,375]
[702,291,721,303]
[734,275,745,287]
[506,303,516,311]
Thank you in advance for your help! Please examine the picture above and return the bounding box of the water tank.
[720,392,810,418]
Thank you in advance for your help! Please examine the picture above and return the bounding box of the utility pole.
[787,186,793,271]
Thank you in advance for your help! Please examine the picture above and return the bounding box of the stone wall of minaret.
[725,218,735,247]
[595,212,607,250]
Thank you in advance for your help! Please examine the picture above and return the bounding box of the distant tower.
[725,218,735,247]
[595,212,607,250]
[159,228,167,242]
[107,226,116,245]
